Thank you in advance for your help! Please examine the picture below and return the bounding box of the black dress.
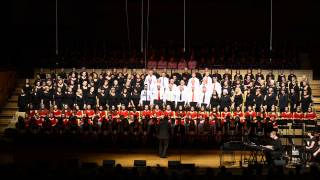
[97,93,107,108]
[41,91,52,109]
[31,92,41,110]
[245,94,254,110]
[107,93,118,108]
[234,94,243,108]
[210,96,220,108]
[54,92,64,109]
[64,92,75,109]
[290,94,298,112]
[254,94,264,112]
[75,95,85,109]
[220,95,231,111]
[18,94,28,112]
[86,92,97,108]
[301,95,312,113]
[279,94,289,112]
[265,93,276,112]
[120,93,131,108]
[131,93,140,108]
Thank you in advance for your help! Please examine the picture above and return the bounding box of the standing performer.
[157,117,170,158]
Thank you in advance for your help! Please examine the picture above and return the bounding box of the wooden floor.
[5,148,254,168]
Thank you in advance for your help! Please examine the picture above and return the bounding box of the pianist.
[263,131,283,165]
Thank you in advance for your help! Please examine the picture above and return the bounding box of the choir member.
[278,89,289,112]
[233,87,243,110]
[254,88,264,112]
[265,87,277,112]
[187,72,200,89]
[245,88,254,111]
[158,72,169,90]
[164,84,176,110]
[187,86,200,109]
[18,89,28,112]
[175,84,188,109]
[220,89,231,112]
[140,84,152,107]
[301,91,312,113]
[255,69,264,80]
[210,90,220,110]
[199,86,211,109]
[293,106,304,123]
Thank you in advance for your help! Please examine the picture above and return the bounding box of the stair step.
[0,109,17,115]
[0,106,18,111]
[3,102,18,108]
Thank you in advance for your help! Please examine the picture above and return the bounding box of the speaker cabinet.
[134,160,146,167]
[103,160,115,168]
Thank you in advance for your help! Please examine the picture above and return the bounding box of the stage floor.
[3,148,253,168]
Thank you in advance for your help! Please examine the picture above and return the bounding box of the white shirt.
[164,88,176,102]
[201,76,212,86]
[151,88,165,102]
[175,89,188,106]
[211,81,222,97]
[158,76,169,90]
[140,89,152,104]
[187,88,200,103]
[187,77,200,89]
[199,91,212,107]
[144,75,157,90]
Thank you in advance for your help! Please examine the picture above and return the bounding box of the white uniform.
[158,76,169,90]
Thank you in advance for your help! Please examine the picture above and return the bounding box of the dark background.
[4,0,320,75]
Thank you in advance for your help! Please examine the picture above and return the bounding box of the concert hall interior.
[2,0,320,179]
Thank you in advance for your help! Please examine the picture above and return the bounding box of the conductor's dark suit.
[158,119,170,158]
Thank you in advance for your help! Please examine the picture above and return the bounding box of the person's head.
[178,105,183,111]
[200,106,205,111]
[308,107,313,113]
[248,106,252,111]
[285,107,289,112]
[190,106,195,111]
[271,105,276,112]
[90,87,94,93]
[161,72,166,77]
[121,104,126,110]
[236,106,241,112]
[224,107,228,112]
[257,69,262,74]
[53,105,58,110]
[144,105,149,110]
[99,105,103,111]
[154,104,159,110]
[212,107,217,112]
[166,105,171,111]
[297,106,301,112]
[307,132,314,138]
[87,105,91,110]
[235,87,241,95]
[270,131,278,139]
[212,77,217,83]
[191,72,196,78]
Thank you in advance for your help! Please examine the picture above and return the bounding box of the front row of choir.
[18,103,317,139]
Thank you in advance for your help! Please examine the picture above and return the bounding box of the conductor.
[158,116,170,158]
